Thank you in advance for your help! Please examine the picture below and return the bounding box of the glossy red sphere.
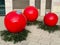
[4,11,27,33]
[44,12,58,26]
[23,6,38,22]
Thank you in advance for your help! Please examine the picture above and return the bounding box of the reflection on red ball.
[23,6,38,22]
[44,12,58,26]
[4,11,27,33]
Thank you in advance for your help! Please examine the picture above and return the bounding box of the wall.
[13,0,51,9]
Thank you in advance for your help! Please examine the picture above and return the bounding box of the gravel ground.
[0,16,60,45]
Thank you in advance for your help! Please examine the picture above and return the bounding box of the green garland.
[27,21,60,33]
[38,21,59,33]
[0,29,30,44]
[27,20,41,25]
[0,20,60,43]
[27,20,59,33]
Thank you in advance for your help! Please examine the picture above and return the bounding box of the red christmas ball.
[4,10,27,33]
[23,6,38,22]
[44,12,58,26]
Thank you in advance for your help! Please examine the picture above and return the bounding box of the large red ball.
[44,12,58,26]
[23,6,38,22]
[4,11,27,33]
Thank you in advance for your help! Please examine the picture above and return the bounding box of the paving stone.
[0,16,60,45]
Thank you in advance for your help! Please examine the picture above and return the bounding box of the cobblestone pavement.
[0,16,60,45]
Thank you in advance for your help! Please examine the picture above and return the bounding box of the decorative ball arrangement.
[44,12,58,26]
[23,6,38,22]
[4,10,27,33]
[0,6,59,44]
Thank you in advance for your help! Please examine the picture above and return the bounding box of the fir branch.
[0,21,60,44]
[27,20,41,25]
[0,29,30,44]
[38,21,60,33]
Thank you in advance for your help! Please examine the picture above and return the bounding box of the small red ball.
[44,12,58,26]
[4,11,27,33]
[23,6,38,22]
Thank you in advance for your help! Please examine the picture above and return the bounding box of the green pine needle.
[0,29,30,44]
[27,20,40,25]
[0,20,60,44]
[38,21,60,33]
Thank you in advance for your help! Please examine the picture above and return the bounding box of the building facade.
[0,0,51,16]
